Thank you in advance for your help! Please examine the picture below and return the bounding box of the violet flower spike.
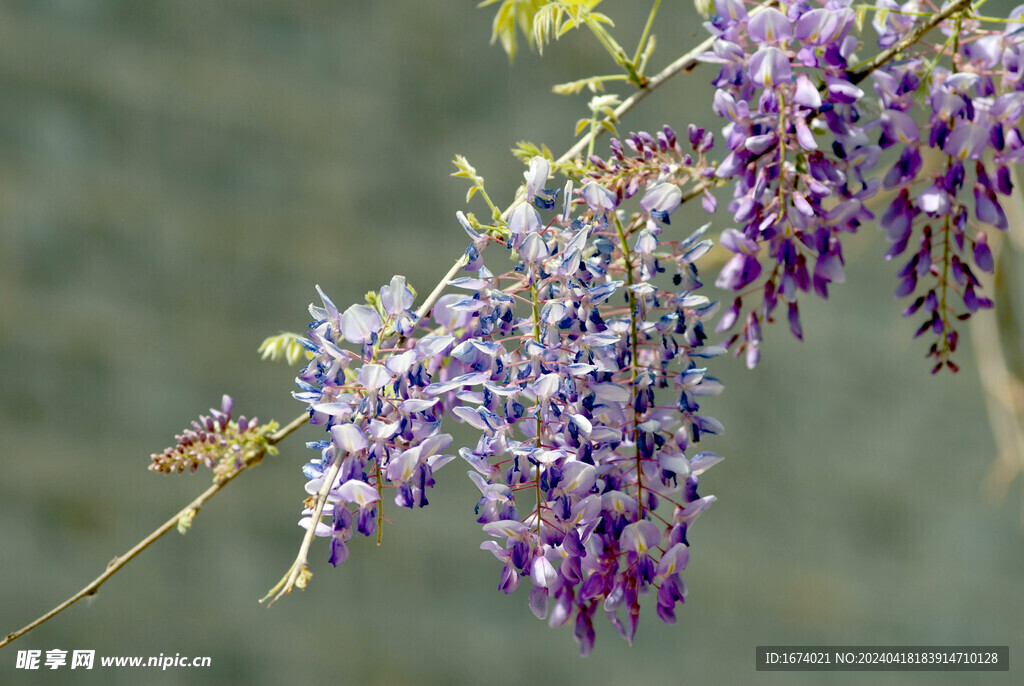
[290,144,725,652]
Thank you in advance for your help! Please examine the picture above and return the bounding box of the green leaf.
[481,0,547,62]
[556,15,580,39]
[554,76,611,95]
[854,5,868,32]
[258,333,309,365]
[512,140,551,162]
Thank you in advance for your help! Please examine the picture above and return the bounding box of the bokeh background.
[1,1,1021,684]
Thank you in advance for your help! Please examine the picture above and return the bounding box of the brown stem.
[848,0,973,85]
[0,414,306,650]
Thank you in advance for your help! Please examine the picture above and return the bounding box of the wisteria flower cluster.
[870,2,1022,371]
[701,0,881,368]
[699,0,1019,371]
[150,395,275,481]
[291,151,724,653]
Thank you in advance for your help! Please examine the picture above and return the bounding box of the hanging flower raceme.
[698,0,1018,371]
[438,154,723,654]
[870,11,1021,372]
[291,152,725,654]
[700,0,879,367]
[150,395,274,482]
[293,276,458,562]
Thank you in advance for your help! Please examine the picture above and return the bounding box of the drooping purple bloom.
[640,182,682,224]
[581,182,617,212]
[508,202,543,242]
[748,8,792,44]
[292,141,726,653]
[943,124,990,160]
[340,304,382,345]
[748,46,791,88]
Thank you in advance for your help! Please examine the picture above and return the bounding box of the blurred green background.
[1,1,1021,684]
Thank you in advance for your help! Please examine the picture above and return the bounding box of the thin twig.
[270,411,310,445]
[848,0,974,84]
[0,415,308,650]
[260,449,345,605]
[414,253,471,322]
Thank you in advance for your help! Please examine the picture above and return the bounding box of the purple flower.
[340,304,381,345]
[943,124,990,160]
[508,202,543,246]
[640,182,682,224]
[378,275,412,315]
[715,229,762,290]
[748,8,791,44]
[581,182,617,212]
[793,73,822,108]
[973,233,994,273]
[880,109,919,145]
[974,187,1008,230]
[524,156,551,205]
[794,8,839,45]
[748,46,791,88]
[716,253,763,291]
[292,146,726,654]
